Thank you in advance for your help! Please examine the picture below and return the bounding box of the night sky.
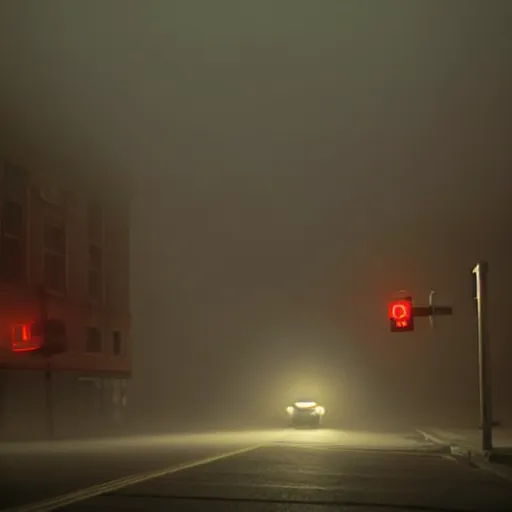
[1,1,511,428]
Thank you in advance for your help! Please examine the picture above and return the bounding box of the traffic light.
[388,297,414,332]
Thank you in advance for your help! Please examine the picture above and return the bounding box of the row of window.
[0,166,105,299]
[86,327,124,356]
[0,199,24,282]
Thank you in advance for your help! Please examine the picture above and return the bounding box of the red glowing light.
[388,300,412,320]
[388,298,414,332]
[21,324,30,341]
[391,304,408,320]
[12,323,42,352]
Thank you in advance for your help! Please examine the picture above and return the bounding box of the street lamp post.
[472,261,492,453]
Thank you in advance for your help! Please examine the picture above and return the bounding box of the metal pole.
[429,290,436,329]
[472,261,492,452]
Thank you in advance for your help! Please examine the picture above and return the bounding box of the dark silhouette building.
[0,160,132,439]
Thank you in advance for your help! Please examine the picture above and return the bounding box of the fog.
[1,1,512,434]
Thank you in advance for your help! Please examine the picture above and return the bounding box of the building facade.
[0,160,132,439]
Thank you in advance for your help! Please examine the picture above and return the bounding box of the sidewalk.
[417,426,512,481]
[418,427,512,455]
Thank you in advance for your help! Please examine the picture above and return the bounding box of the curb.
[416,429,448,447]
[416,428,512,482]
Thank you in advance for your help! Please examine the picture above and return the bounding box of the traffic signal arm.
[413,305,453,317]
[388,297,453,332]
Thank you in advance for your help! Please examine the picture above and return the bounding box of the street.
[2,427,512,512]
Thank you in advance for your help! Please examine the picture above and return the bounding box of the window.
[112,330,122,355]
[89,244,102,270]
[88,243,102,300]
[2,201,23,236]
[44,223,66,254]
[3,161,28,198]
[88,267,101,300]
[87,200,103,245]
[85,326,102,353]
[43,221,66,293]
[0,201,24,281]
[40,186,65,207]
[87,200,103,301]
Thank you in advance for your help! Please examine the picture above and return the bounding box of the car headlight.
[286,406,294,415]
[315,406,325,416]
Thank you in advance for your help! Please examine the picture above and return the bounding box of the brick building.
[0,160,132,439]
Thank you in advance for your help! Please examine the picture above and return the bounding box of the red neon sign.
[12,323,43,352]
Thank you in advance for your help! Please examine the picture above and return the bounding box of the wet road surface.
[2,428,512,512]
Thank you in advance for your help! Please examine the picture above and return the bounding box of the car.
[286,400,325,428]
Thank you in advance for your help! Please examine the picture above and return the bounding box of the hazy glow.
[294,401,317,409]
[11,323,41,352]
[0,428,434,456]
[1,1,510,430]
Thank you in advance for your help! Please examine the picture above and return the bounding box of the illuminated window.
[85,326,102,353]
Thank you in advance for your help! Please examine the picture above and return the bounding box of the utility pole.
[473,261,492,453]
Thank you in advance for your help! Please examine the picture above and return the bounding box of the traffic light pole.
[390,275,492,454]
[473,261,493,453]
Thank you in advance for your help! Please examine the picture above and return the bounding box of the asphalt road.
[2,427,512,512]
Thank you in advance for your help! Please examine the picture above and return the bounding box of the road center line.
[3,444,263,512]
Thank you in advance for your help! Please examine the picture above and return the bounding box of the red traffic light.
[388,298,414,332]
